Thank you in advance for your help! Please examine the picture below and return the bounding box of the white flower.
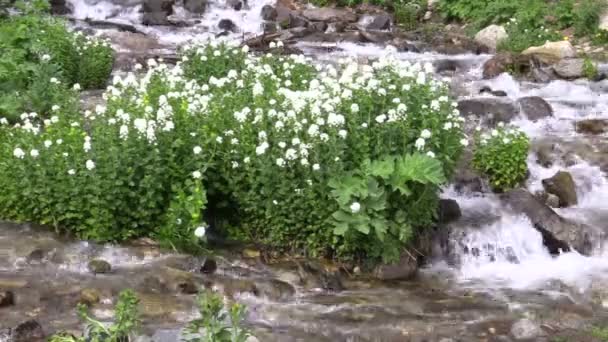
[292,138,301,145]
[460,138,469,147]
[312,163,320,171]
[0,118,7,125]
[73,83,81,91]
[351,103,359,113]
[56,139,63,145]
[194,225,206,238]
[193,146,202,155]
[338,130,347,138]
[231,161,239,168]
[244,157,250,163]
[216,136,223,144]
[426,151,436,158]
[491,129,498,137]
[44,140,52,148]
[242,45,250,53]
[443,122,453,130]
[375,114,386,123]
[350,202,361,213]
[13,148,25,159]
[420,129,432,139]
[415,138,426,150]
[278,141,287,149]
[277,41,284,47]
[68,169,76,175]
[276,158,286,167]
[269,42,276,49]
[192,171,202,179]
[502,138,511,144]
[86,160,95,170]
[50,77,59,84]
[51,105,60,112]
[30,149,39,158]
[83,141,91,152]
[41,54,51,62]
[256,142,269,155]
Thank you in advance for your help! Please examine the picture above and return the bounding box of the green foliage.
[498,19,560,53]
[0,0,113,119]
[583,57,598,80]
[328,154,445,262]
[472,125,529,192]
[592,326,608,341]
[0,41,465,262]
[182,290,251,342]
[48,289,140,342]
[438,0,607,50]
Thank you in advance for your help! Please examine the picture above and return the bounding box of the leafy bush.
[439,0,607,48]
[583,57,598,79]
[472,124,529,192]
[0,0,113,119]
[0,42,465,262]
[49,289,140,342]
[498,19,560,53]
[183,290,251,342]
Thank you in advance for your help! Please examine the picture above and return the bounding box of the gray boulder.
[542,171,578,207]
[374,252,418,280]
[301,8,357,23]
[501,189,595,254]
[553,58,585,79]
[184,0,207,14]
[457,98,518,125]
[517,96,553,121]
[142,0,175,25]
[261,4,277,21]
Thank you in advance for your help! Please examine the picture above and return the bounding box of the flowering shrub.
[472,124,529,191]
[0,41,466,262]
[73,32,114,89]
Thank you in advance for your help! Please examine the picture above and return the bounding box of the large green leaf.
[369,157,394,179]
[394,153,447,185]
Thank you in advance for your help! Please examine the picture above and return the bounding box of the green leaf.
[333,221,349,236]
[394,153,447,185]
[369,157,394,179]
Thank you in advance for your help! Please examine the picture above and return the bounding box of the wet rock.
[457,98,518,125]
[253,279,295,301]
[479,86,507,97]
[576,119,608,135]
[242,248,261,258]
[431,33,489,55]
[9,320,44,342]
[374,252,418,280]
[517,96,553,121]
[546,193,560,208]
[522,41,576,65]
[533,141,558,167]
[262,21,278,33]
[298,261,343,291]
[142,0,175,25]
[199,257,217,274]
[474,25,507,52]
[510,318,543,340]
[161,267,199,294]
[438,199,462,224]
[79,288,101,306]
[137,293,188,318]
[286,14,309,29]
[482,53,531,79]
[260,4,277,21]
[542,171,578,208]
[184,0,207,14]
[501,189,595,254]
[452,150,484,193]
[138,275,170,294]
[359,30,393,44]
[50,0,71,15]
[226,0,245,11]
[87,259,112,274]
[0,290,14,307]
[553,58,585,79]
[360,13,392,30]
[218,18,237,32]
[434,59,459,74]
[26,249,46,262]
[309,21,328,32]
[302,8,357,23]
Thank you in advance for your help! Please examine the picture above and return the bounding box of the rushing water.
[2,0,608,340]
